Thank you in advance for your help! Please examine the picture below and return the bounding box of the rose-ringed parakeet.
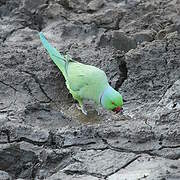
[39,32,123,115]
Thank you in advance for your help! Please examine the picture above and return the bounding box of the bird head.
[100,86,123,113]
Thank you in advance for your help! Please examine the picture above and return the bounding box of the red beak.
[113,107,123,114]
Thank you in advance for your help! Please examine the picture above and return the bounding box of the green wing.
[66,62,109,102]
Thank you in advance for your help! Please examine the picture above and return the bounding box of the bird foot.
[94,104,101,116]
[76,104,88,115]
[96,110,101,116]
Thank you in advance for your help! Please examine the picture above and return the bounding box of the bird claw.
[76,104,88,115]
[81,108,87,115]
[97,110,100,116]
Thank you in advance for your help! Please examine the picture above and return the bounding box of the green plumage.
[39,32,108,107]
[67,62,109,103]
[39,32,123,114]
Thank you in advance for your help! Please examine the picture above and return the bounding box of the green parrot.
[39,32,123,115]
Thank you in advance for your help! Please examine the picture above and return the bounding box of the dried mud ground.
[0,0,180,179]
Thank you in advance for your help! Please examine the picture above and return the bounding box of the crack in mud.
[2,27,25,43]
[98,135,180,160]
[159,145,180,150]
[104,155,141,179]
[64,169,105,179]
[22,70,52,102]
[63,142,96,148]
[0,80,18,92]
[0,135,47,146]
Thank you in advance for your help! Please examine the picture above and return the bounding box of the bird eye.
[112,102,115,105]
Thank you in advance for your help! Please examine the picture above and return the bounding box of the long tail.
[39,32,66,76]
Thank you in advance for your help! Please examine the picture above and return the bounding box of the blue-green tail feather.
[39,32,66,76]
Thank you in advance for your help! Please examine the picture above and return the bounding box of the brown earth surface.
[0,0,180,179]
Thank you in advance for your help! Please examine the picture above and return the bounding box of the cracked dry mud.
[0,0,180,179]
